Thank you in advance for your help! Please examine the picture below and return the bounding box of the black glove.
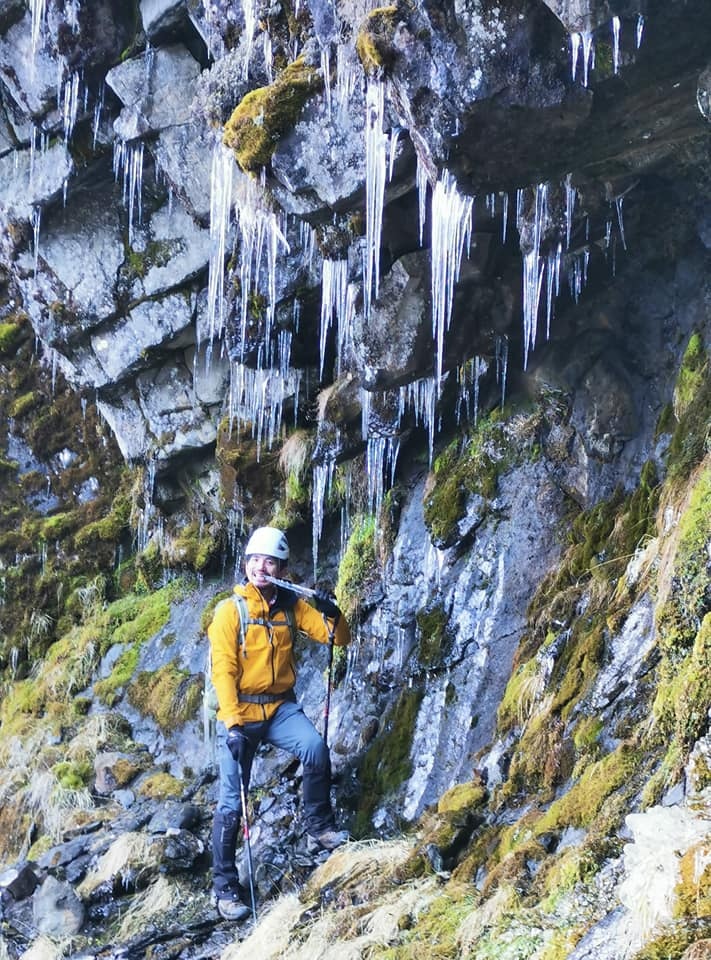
[314,590,341,622]
[226,726,248,765]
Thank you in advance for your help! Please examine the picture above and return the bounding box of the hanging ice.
[564,174,576,249]
[399,377,439,466]
[203,142,235,349]
[520,183,548,368]
[570,31,595,86]
[456,356,488,425]
[636,14,645,48]
[366,435,400,518]
[113,140,145,243]
[416,154,429,246]
[31,206,41,276]
[30,0,47,57]
[431,170,473,390]
[312,458,336,576]
[615,195,627,250]
[495,335,508,410]
[233,172,290,366]
[228,362,301,459]
[364,79,388,312]
[61,71,82,142]
[241,0,258,79]
[612,16,621,74]
[320,259,348,379]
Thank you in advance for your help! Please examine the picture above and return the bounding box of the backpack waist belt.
[238,689,296,705]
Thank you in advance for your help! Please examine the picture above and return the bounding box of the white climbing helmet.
[245,526,290,561]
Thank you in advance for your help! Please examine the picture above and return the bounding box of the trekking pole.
[236,754,258,923]
[322,615,336,748]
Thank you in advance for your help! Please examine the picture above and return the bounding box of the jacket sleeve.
[207,598,242,728]
[294,597,351,647]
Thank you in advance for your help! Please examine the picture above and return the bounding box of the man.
[208,525,351,921]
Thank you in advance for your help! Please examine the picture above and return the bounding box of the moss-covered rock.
[336,514,378,624]
[127,661,203,729]
[355,5,400,76]
[223,56,323,171]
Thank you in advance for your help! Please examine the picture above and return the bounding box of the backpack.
[202,594,297,723]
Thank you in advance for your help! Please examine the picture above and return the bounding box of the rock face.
[0,0,709,958]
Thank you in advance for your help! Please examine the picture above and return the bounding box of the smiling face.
[245,553,283,597]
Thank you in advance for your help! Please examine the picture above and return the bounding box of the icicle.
[320,259,348,379]
[113,140,145,244]
[366,435,400,518]
[321,47,332,115]
[92,83,104,149]
[581,31,595,87]
[545,244,561,340]
[431,170,473,389]
[564,174,576,249]
[456,356,488,425]
[502,192,509,243]
[62,71,82,142]
[521,183,548,368]
[336,282,357,377]
[615,195,627,250]
[312,459,335,576]
[495,335,509,410]
[136,458,157,553]
[388,127,400,182]
[30,0,47,58]
[234,173,290,366]
[400,377,438,466]
[636,14,645,48]
[229,363,299,459]
[31,206,41,276]
[242,0,257,79]
[204,142,234,349]
[612,16,621,74]
[416,155,429,247]
[570,32,581,82]
[364,78,388,312]
[336,44,358,111]
[264,32,273,83]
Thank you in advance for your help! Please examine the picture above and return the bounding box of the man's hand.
[226,725,247,765]
[314,590,341,622]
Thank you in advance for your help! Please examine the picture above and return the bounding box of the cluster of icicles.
[23,1,640,571]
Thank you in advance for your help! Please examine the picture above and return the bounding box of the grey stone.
[0,14,57,117]
[32,876,85,937]
[141,0,189,38]
[128,201,211,300]
[106,45,201,136]
[151,120,215,221]
[0,142,73,223]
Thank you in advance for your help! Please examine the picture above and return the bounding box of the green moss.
[0,320,23,354]
[127,661,203,729]
[52,760,93,790]
[201,589,232,633]
[355,5,400,75]
[223,56,323,171]
[653,612,711,747]
[336,515,378,623]
[174,521,223,572]
[416,602,453,668]
[629,920,711,960]
[353,685,424,835]
[497,657,542,734]
[572,715,604,752]
[437,779,487,816]
[93,643,141,705]
[423,417,514,548]
[136,771,185,800]
[74,490,131,549]
[10,390,40,418]
[40,511,77,541]
[674,331,706,418]
[667,333,710,481]
[535,742,642,834]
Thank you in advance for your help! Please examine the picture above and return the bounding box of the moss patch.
[223,56,323,171]
[336,515,378,624]
[355,5,400,76]
[127,661,203,729]
[353,685,424,835]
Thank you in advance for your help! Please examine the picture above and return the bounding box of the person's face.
[245,554,282,592]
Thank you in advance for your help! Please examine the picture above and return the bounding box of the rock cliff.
[0,1,709,958]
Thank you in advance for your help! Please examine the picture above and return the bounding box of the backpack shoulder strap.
[232,594,249,657]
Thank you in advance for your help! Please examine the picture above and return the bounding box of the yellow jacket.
[208,581,350,726]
